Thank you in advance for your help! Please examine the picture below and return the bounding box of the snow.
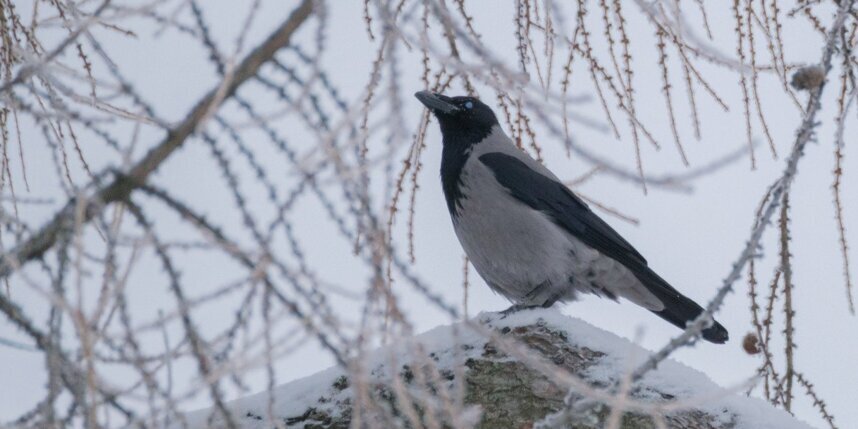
[183,365,347,429]
[185,308,815,429]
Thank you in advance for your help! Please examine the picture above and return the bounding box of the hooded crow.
[415,91,728,344]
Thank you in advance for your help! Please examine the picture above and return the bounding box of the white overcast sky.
[1,2,856,428]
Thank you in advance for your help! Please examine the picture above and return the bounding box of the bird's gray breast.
[451,146,581,305]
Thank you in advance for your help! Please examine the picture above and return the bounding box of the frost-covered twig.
[628,0,855,386]
[540,2,854,425]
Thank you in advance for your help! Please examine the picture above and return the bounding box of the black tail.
[634,267,729,344]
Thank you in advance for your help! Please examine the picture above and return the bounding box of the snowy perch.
[186,309,811,429]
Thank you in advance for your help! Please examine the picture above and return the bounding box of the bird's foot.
[499,304,539,318]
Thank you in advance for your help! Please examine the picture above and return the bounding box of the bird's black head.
[415,91,499,146]
[415,91,500,215]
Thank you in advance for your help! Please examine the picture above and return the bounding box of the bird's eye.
[464,101,473,109]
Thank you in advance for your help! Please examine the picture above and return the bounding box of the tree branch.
[0,3,314,421]
[0,0,314,279]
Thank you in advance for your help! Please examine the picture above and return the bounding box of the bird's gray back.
[452,126,663,309]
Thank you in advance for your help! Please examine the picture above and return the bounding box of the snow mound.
[185,308,813,429]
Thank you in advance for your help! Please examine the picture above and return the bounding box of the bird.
[415,91,729,344]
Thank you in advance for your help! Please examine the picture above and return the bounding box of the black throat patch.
[439,125,493,216]
[440,142,472,216]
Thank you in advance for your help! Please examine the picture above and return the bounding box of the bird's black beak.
[415,91,459,114]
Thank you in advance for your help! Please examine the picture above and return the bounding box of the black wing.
[479,152,647,269]
[479,152,729,344]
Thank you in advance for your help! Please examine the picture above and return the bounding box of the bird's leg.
[523,280,551,301]
[541,293,561,308]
